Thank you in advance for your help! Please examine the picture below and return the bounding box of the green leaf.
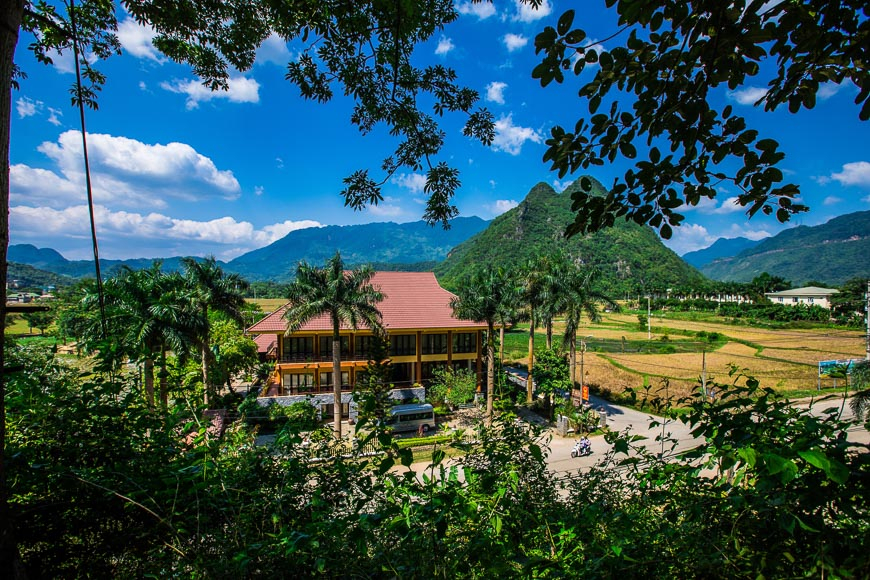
[797,449,830,471]
[492,513,503,535]
[557,10,575,36]
[737,447,757,468]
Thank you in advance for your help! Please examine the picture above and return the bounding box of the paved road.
[405,372,870,478]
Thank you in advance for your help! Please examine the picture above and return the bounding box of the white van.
[386,403,435,433]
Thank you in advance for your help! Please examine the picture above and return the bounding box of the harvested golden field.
[248,298,286,313]
[569,313,865,400]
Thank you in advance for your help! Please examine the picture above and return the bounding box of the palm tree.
[283,252,384,438]
[182,256,249,406]
[450,266,514,426]
[522,255,556,403]
[561,266,617,389]
[98,263,203,408]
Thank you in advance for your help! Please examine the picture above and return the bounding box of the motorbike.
[570,438,592,458]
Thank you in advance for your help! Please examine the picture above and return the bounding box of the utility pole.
[701,349,707,399]
[580,337,588,400]
[865,280,869,361]
[647,295,651,340]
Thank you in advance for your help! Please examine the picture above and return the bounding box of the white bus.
[386,403,435,433]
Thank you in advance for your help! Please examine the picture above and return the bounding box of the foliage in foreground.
[7,343,870,578]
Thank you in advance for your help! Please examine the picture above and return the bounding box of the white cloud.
[456,1,496,19]
[502,33,528,52]
[724,224,771,241]
[160,76,260,109]
[492,114,542,155]
[256,33,292,66]
[823,195,842,205]
[435,36,455,56]
[665,222,770,255]
[817,81,845,100]
[512,0,551,22]
[44,48,76,74]
[16,97,40,118]
[391,172,427,194]
[863,195,870,204]
[830,161,870,187]
[684,195,744,215]
[276,157,284,169]
[728,86,768,105]
[662,223,715,256]
[254,186,264,196]
[552,179,570,192]
[486,81,507,104]
[12,131,241,209]
[10,203,322,260]
[368,203,405,218]
[47,107,62,126]
[117,18,162,62]
[490,199,519,215]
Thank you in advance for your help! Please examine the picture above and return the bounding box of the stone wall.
[258,385,426,422]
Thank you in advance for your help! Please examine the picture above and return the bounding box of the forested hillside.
[434,179,706,295]
[224,217,489,281]
[700,211,870,285]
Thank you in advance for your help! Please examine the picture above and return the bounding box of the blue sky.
[11,1,870,261]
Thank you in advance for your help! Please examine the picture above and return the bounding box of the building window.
[809,298,814,303]
[319,336,350,359]
[282,336,313,361]
[390,334,416,356]
[422,333,449,355]
[793,297,798,303]
[421,361,448,382]
[355,335,377,359]
[282,372,314,394]
[452,332,477,354]
[778,298,783,303]
[320,371,350,388]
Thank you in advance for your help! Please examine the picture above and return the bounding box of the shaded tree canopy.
[532,0,869,239]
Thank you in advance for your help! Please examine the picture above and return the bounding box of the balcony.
[277,352,371,364]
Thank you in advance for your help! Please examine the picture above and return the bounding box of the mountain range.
[8,186,870,291]
[681,237,762,269]
[699,210,870,286]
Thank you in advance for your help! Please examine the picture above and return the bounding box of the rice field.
[248,298,287,313]
[503,311,866,401]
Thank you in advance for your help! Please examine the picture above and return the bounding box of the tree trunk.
[159,349,169,410]
[527,312,535,403]
[569,332,577,391]
[332,326,342,439]
[144,357,155,407]
[499,325,505,366]
[546,319,552,350]
[486,322,495,426]
[1,2,26,575]
[201,304,210,406]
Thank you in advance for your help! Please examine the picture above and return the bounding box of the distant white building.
[765,286,839,309]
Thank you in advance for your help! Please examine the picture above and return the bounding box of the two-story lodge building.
[247,271,489,423]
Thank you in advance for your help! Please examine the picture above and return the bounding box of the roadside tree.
[450,266,515,425]
[283,251,384,438]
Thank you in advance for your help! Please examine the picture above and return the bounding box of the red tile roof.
[247,272,487,334]
[253,333,277,354]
